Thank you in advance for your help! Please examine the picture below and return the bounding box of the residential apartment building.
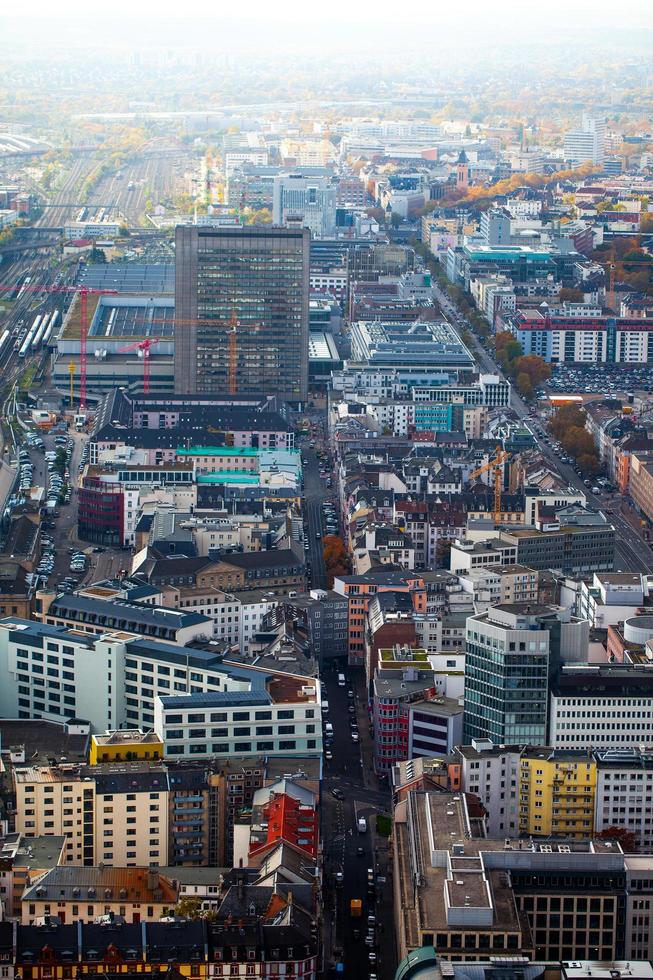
[454,741,653,849]
[564,114,605,166]
[595,749,653,851]
[372,668,463,775]
[153,675,322,762]
[10,910,317,980]
[518,749,596,839]
[0,620,320,756]
[507,308,653,364]
[21,866,177,923]
[13,764,170,867]
[35,590,213,645]
[629,452,653,525]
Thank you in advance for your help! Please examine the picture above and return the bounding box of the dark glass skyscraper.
[175,225,309,401]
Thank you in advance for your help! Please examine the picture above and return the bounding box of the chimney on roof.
[147,869,158,892]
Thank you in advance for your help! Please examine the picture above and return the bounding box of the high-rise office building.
[272,173,337,238]
[175,225,309,401]
[463,602,589,744]
[564,113,605,167]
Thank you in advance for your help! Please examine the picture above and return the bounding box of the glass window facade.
[175,225,309,401]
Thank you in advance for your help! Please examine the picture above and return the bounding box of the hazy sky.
[3,0,653,29]
[2,0,653,56]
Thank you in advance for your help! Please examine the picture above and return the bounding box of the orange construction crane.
[469,444,510,523]
[0,283,247,399]
[134,309,242,395]
[118,337,161,394]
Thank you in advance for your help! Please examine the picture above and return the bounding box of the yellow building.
[519,750,597,838]
[89,729,163,765]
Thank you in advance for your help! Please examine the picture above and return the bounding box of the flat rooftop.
[0,718,90,765]
[89,295,174,339]
[93,730,162,747]
[77,262,175,294]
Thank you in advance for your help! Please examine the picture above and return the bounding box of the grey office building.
[175,225,309,401]
[463,603,590,745]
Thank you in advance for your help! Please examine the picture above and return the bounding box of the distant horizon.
[2,0,653,56]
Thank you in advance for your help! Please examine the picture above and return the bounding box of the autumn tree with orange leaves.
[322,535,351,587]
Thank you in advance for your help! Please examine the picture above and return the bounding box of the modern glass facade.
[175,225,309,401]
[463,609,550,744]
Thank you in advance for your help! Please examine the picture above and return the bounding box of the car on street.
[331,787,345,800]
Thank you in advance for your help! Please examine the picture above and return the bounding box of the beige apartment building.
[629,451,653,525]
[13,763,169,867]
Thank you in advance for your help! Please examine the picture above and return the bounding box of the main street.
[320,668,395,980]
[302,444,329,590]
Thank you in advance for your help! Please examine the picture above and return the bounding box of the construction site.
[53,293,175,397]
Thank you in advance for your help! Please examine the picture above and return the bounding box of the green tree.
[516,372,533,399]
[577,453,601,477]
[173,897,217,920]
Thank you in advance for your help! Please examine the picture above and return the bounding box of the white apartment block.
[456,740,521,837]
[505,198,542,218]
[173,589,279,652]
[550,668,653,750]
[224,149,269,177]
[154,673,322,761]
[595,750,653,851]
[0,620,321,758]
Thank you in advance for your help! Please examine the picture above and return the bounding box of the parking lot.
[18,424,93,593]
[546,362,653,394]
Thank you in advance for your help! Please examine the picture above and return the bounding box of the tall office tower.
[272,173,337,238]
[463,603,589,745]
[564,113,606,167]
[175,225,310,401]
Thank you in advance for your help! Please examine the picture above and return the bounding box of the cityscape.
[1,4,653,980]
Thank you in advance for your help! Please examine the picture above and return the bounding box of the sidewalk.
[353,670,381,793]
[371,823,396,980]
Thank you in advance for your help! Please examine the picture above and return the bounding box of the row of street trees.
[547,403,601,476]
[494,331,551,399]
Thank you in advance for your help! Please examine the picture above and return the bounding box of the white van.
[322,700,329,714]
[325,722,334,736]
[338,673,346,687]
